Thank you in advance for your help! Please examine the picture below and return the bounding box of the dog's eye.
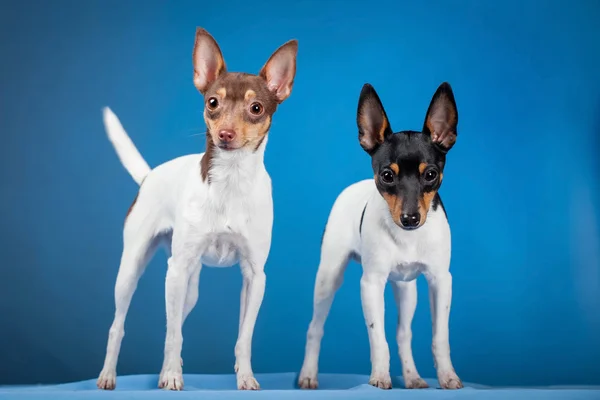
[249,102,264,116]
[207,97,219,110]
[424,170,438,182]
[380,170,394,184]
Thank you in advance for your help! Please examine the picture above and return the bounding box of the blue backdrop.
[1,0,599,388]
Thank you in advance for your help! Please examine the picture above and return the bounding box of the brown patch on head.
[201,73,277,159]
[418,162,427,174]
[389,163,400,175]
[418,191,437,226]
[194,33,297,182]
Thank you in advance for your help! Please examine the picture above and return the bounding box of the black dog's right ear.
[357,84,393,154]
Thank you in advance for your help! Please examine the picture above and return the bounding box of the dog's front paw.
[298,365,318,389]
[298,375,318,389]
[368,372,392,389]
[404,376,429,389]
[237,374,260,390]
[159,369,184,390]
[438,370,463,389]
[96,369,116,390]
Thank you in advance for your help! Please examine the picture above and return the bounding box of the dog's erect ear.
[423,82,458,152]
[193,28,227,94]
[357,84,393,154]
[259,40,298,103]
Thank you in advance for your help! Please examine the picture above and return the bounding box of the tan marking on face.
[204,109,229,143]
[245,90,256,101]
[419,162,428,174]
[418,191,437,226]
[216,87,226,98]
[390,163,400,175]
[439,172,443,184]
[376,174,404,225]
[382,192,403,225]
[238,115,271,144]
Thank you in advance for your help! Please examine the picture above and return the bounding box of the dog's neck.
[201,134,268,194]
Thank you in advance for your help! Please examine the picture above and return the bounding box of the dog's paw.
[237,374,260,390]
[404,377,429,389]
[96,369,116,390]
[298,365,318,389]
[159,370,184,390]
[298,375,318,389]
[368,372,392,389]
[438,370,463,389]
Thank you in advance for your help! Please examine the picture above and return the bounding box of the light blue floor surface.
[1,373,599,399]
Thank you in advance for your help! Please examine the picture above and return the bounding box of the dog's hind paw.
[298,376,318,389]
[237,375,260,390]
[369,372,392,389]
[96,369,116,390]
[159,370,184,390]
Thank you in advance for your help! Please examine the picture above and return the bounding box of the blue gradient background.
[1,0,599,387]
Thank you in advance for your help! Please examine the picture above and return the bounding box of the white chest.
[180,164,271,268]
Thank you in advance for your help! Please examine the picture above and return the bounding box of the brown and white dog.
[97,27,298,391]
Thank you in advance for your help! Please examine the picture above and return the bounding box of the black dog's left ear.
[423,82,458,152]
[357,83,393,154]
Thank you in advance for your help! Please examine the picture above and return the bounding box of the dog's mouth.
[393,218,425,231]
[398,224,421,231]
[216,139,252,152]
[217,142,243,151]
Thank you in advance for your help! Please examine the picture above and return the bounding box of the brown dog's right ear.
[192,28,227,94]
[357,84,393,154]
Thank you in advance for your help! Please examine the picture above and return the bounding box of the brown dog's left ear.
[259,40,298,103]
[423,82,458,152]
[357,83,393,154]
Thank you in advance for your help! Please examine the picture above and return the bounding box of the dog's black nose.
[400,213,420,229]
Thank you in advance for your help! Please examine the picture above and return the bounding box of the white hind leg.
[298,238,351,389]
[97,212,160,390]
[391,280,428,389]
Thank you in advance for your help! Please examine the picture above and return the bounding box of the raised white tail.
[103,107,151,185]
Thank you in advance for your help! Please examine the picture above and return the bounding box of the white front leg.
[159,227,202,391]
[234,251,268,390]
[360,270,392,389]
[424,269,463,389]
